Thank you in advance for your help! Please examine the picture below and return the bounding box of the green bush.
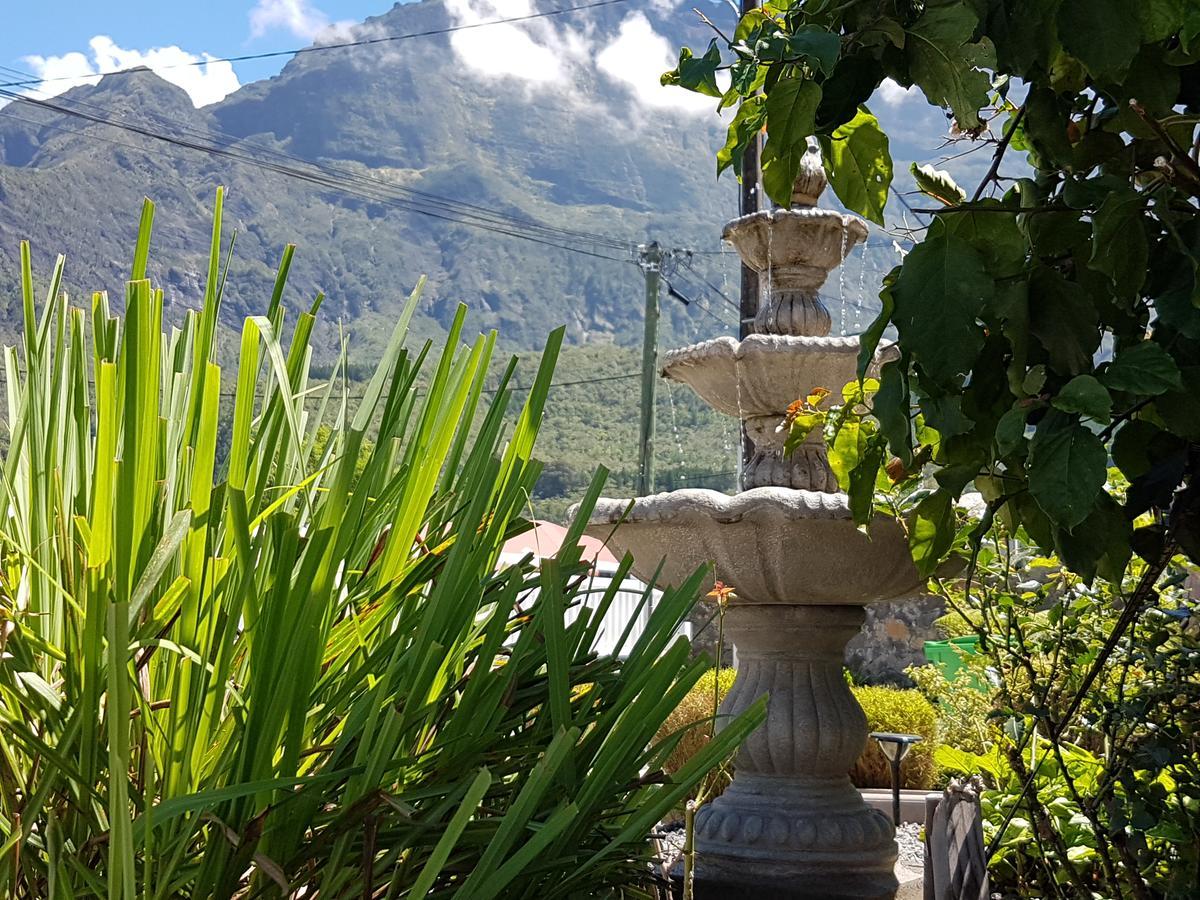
[907,660,996,756]
[656,667,738,779]
[657,670,939,793]
[848,686,939,789]
[0,195,765,898]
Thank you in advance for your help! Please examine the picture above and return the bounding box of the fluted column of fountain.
[576,143,918,898]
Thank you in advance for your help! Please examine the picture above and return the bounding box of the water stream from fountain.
[837,220,849,312]
[666,380,687,483]
[855,243,869,336]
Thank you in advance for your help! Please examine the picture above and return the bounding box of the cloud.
[596,13,713,114]
[446,0,569,83]
[19,36,240,107]
[249,0,355,43]
[443,2,714,117]
[876,78,915,107]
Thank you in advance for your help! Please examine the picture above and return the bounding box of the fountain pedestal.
[692,605,897,898]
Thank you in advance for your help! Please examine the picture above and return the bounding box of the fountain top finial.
[790,139,828,208]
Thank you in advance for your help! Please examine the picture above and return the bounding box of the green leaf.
[761,78,822,206]
[820,107,892,225]
[717,96,767,178]
[892,230,994,386]
[1089,188,1148,298]
[1023,87,1075,170]
[909,490,956,577]
[829,420,875,486]
[733,8,769,44]
[920,394,972,439]
[667,40,723,98]
[995,406,1029,457]
[1103,341,1183,395]
[1061,494,1132,583]
[1052,375,1112,423]
[1152,366,1200,440]
[766,77,822,150]
[943,202,1027,279]
[409,769,493,900]
[1111,419,1174,480]
[848,437,885,525]
[910,162,965,206]
[1027,414,1108,531]
[905,2,995,130]
[1057,0,1141,78]
[873,361,912,462]
[857,284,895,381]
[761,144,803,210]
[1138,0,1185,43]
[786,26,841,77]
[1028,267,1100,376]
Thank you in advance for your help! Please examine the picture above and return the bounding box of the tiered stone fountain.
[579,146,921,898]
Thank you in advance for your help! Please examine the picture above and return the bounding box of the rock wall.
[845,594,945,685]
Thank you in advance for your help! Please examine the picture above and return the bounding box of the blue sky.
[1,1,396,102]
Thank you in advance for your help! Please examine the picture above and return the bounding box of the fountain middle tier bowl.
[662,334,885,418]
[579,487,921,605]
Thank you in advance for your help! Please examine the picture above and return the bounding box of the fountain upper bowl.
[574,487,921,605]
[723,208,868,276]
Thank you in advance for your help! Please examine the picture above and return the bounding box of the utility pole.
[637,241,664,496]
[739,0,762,477]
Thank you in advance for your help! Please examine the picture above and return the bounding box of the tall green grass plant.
[0,194,763,898]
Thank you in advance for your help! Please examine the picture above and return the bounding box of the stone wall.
[844,594,945,685]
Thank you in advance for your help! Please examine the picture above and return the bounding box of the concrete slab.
[859,789,929,825]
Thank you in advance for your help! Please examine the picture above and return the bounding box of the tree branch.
[971,104,1024,203]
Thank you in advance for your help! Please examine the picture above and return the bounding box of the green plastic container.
[923,635,982,684]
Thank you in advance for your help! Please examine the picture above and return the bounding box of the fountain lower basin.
[581,487,920,606]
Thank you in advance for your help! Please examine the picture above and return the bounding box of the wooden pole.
[637,241,663,496]
[738,0,761,475]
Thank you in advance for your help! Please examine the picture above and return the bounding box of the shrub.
[848,686,939,789]
[933,608,984,639]
[657,670,938,793]
[0,195,765,898]
[656,667,738,778]
[907,660,996,756]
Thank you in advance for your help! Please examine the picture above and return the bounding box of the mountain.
[0,0,953,515]
[0,0,756,356]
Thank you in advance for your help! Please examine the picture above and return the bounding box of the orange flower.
[707,580,737,607]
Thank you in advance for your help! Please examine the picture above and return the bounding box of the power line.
[0,84,634,254]
[0,86,637,264]
[677,259,739,311]
[0,0,632,90]
[0,371,641,399]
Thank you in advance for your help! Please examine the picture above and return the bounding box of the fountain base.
[688,604,899,898]
[690,775,898,898]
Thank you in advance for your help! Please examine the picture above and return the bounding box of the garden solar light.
[870,732,924,825]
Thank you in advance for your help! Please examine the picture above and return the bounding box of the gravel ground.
[653,821,926,873]
[896,821,925,869]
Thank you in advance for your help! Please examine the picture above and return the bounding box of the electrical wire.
[0,0,632,90]
[677,259,739,312]
[0,83,635,253]
[0,86,638,264]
